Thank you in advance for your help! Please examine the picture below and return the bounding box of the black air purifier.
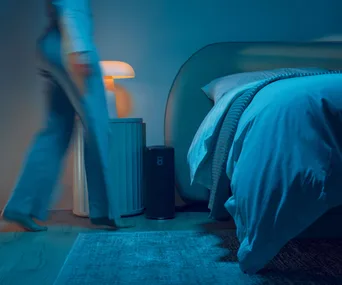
[144,146,175,219]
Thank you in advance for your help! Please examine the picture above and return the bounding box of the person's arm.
[60,0,92,78]
[60,0,91,54]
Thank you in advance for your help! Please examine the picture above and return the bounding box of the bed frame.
[164,42,342,237]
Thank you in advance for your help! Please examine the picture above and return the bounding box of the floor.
[0,210,235,285]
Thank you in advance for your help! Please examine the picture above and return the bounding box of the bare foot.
[2,210,48,232]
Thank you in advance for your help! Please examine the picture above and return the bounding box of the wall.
[0,0,341,210]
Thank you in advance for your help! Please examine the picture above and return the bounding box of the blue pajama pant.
[4,27,116,221]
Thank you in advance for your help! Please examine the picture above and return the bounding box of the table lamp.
[73,61,135,217]
[100,61,135,118]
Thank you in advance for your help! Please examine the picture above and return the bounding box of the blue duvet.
[188,72,342,274]
[226,73,342,273]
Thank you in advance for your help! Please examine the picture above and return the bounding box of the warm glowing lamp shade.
[100,61,135,118]
[100,61,135,80]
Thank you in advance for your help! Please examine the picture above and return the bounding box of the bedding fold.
[210,71,342,273]
[189,70,342,273]
[194,70,342,216]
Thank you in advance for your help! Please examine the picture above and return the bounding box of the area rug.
[54,230,342,285]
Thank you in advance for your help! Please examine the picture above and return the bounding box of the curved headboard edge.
[164,41,342,203]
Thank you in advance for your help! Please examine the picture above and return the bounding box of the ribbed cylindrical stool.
[72,118,145,217]
[108,118,145,216]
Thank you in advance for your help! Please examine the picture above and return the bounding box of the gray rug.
[54,231,342,285]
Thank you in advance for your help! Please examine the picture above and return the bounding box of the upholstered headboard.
[164,42,342,203]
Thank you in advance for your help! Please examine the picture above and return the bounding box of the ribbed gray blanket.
[208,70,342,220]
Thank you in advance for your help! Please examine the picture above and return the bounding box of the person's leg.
[3,76,75,231]
[38,29,133,228]
[71,52,133,227]
[37,30,113,224]
[79,57,113,221]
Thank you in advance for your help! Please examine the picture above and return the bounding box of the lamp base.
[105,90,118,118]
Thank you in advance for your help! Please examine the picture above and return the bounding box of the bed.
[164,42,342,274]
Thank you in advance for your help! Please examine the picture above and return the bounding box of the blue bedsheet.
[189,71,342,273]
[227,73,342,274]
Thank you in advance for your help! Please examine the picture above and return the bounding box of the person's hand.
[67,52,91,77]
[66,52,91,95]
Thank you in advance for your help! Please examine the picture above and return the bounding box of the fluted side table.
[108,118,145,216]
[72,118,145,217]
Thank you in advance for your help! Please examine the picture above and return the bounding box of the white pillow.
[202,68,326,102]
